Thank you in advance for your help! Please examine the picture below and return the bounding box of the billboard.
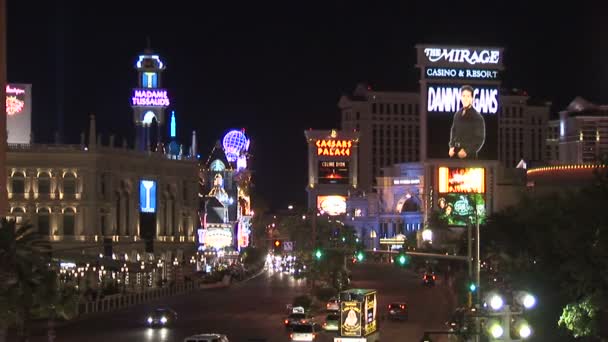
[318,161,349,185]
[340,301,362,337]
[426,84,498,159]
[417,45,502,161]
[6,84,32,144]
[202,227,233,249]
[437,193,485,226]
[139,180,157,213]
[317,195,347,216]
[438,167,485,193]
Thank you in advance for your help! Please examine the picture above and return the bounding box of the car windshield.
[292,324,313,333]
[326,314,339,320]
[289,313,306,319]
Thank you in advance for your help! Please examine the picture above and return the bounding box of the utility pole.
[0,0,8,216]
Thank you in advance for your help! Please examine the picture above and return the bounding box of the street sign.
[283,241,294,252]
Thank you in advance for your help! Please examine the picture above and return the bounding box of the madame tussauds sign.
[424,47,500,66]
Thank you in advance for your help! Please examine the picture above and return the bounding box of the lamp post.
[484,291,536,341]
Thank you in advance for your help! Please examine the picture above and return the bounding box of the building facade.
[555,97,608,164]
[339,84,420,192]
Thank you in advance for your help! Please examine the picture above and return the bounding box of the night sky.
[7,1,607,210]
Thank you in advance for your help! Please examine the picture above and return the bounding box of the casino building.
[6,48,199,286]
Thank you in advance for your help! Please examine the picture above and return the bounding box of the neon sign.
[139,180,157,213]
[6,85,25,95]
[423,48,500,65]
[425,67,500,80]
[316,140,353,157]
[131,89,170,107]
[204,228,233,248]
[427,85,498,114]
[438,167,485,193]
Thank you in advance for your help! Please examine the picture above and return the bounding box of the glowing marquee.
[6,85,25,116]
[317,195,347,216]
[423,48,501,65]
[139,180,157,213]
[427,85,498,114]
[131,89,170,107]
[316,139,353,157]
[204,228,233,249]
[438,167,485,194]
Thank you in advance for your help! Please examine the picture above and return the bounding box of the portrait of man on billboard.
[448,85,486,159]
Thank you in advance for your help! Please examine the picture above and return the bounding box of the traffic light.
[274,240,281,248]
[314,248,323,260]
[396,253,410,266]
[356,251,365,262]
[468,282,477,293]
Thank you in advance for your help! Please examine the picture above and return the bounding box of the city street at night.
[24,262,454,342]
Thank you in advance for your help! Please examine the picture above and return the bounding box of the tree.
[0,219,51,342]
[482,166,608,341]
[32,270,79,342]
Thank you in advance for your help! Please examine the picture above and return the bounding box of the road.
[25,262,455,342]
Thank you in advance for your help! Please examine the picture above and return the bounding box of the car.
[322,312,340,331]
[183,333,229,342]
[423,272,436,286]
[387,303,408,321]
[145,308,177,327]
[284,313,310,328]
[289,323,318,341]
[326,297,340,311]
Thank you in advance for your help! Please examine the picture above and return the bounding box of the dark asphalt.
[24,262,455,342]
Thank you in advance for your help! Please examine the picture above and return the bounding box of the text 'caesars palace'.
[306,45,608,250]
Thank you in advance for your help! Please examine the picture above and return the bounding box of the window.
[63,173,76,196]
[12,172,25,194]
[356,112,360,120]
[408,104,413,115]
[38,208,50,235]
[38,172,51,194]
[372,103,377,114]
[63,208,75,236]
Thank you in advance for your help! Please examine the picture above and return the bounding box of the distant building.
[554,97,608,164]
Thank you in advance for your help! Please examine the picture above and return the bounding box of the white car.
[183,333,229,342]
[290,323,317,341]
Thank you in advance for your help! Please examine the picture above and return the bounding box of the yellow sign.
[438,167,485,194]
[364,293,377,335]
[316,139,353,157]
[340,301,362,337]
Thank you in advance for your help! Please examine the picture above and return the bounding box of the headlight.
[147,317,153,324]
[160,316,168,324]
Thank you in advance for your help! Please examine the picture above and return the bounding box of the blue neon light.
[170,111,176,138]
[140,180,157,213]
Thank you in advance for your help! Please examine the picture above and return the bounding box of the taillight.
[388,304,391,309]
[400,305,405,309]
[433,275,436,280]
[312,333,316,339]
[284,319,288,324]
[289,333,293,339]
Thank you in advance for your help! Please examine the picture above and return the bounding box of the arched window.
[37,208,51,235]
[63,208,75,236]
[11,172,25,194]
[38,172,51,194]
[11,207,25,224]
[63,172,76,197]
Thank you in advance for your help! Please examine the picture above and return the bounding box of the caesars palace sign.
[316,139,353,157]
[424,47,501,66]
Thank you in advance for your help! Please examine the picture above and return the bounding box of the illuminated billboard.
[139,180,157,213]
[131,88,170,107]
[317,195,347,216]
[438,167,485,193]
[421,47,502,67]
[340,301,362,337]
[318,161,349,185]
[426,83,498,159]
[316,139,352,157]
[202,227,233,249]
[6,84,32,144]
[437,193,485,226]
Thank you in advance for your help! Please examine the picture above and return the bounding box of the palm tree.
[32,270,79,342]
[0,219,51,342]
